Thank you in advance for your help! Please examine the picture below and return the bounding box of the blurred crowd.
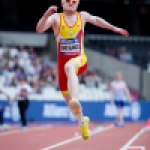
[0,46,58,94]
[104,46,150,74]
[105,46,133,63]
[0,45,141,99]
[80,68,101,88]
[0,46,101,94]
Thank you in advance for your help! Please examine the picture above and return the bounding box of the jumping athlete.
[36,0,129,140]
[110,72,132,127]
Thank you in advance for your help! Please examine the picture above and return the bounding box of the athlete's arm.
[124,83,132,103]
[36,6,58,33]
[81,11,129,37]
[110,82,114,105]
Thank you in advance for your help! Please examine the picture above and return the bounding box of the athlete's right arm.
[36,6,57,33]
[110,82,114,105]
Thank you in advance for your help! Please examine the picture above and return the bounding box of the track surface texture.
[0,123,149,150]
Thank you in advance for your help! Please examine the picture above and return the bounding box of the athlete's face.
[62,0,79,13]
[116,73,122,81]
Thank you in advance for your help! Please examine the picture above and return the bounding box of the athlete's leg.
[115,103,125,127]
[118,101,125,124]
[63,93,84,125]
[59,56,90,141]
[114,101,124,126]
[65,59,79,100]
[62,94,71,106]
[64,59,84,125]
[117,107,124,123]
[64,58,90,141]
[114,101,119,123]
[63,93,90,141]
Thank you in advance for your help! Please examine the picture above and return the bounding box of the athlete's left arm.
[124,83,132,103]
[81,11,129,37]
[110,82,114,105]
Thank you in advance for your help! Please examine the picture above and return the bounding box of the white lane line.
[120,127,150,150]
[0,125,52,137]
[127,146,145,150]
[40,124,114,150]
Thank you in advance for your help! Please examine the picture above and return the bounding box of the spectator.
[11,77,32,130]
[125,50,133,62]
[9,46,19,58]
[84,69,101,88]
[28,47,36,59]
[34,84,43,94]
[11,56,20,71]
[3,76,12,87]
[42,56,51,67]
[25,61,36,76]
[119,46,127,61]
[19,46,29,59]
[105,47,115,58]
[15,67,26,79]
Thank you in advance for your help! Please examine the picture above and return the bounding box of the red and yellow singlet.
[56,12,87,94]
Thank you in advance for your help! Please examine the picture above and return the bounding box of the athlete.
[36,0,129,140]
[110,72,132,127]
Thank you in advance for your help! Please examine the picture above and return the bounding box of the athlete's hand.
[44,6,58,17]
[114,28,129,37]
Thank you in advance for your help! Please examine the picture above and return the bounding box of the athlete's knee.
[64,60,75,73]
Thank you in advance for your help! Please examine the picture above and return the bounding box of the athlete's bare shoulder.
[80,11,90,16]
[78,11,89,27]
[52,13,60,19]
[80,11,91,22]
[50,13,60,23]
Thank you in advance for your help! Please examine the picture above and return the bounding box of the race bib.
[60,38,80,55]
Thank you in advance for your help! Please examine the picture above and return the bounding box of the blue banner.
[0,100,150,122]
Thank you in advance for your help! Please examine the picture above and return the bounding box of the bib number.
[60,38,80,55]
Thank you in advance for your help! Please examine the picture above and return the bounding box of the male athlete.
[36,0,129,140]
[110,72,132,127]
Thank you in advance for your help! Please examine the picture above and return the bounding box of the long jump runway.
[0,123,149,150]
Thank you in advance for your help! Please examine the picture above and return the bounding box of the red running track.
[0,123,149,150]
[129,127,150,150]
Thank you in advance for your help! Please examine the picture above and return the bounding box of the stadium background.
[0,0,150,150]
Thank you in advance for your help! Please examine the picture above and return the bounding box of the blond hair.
[115,72,122,77]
